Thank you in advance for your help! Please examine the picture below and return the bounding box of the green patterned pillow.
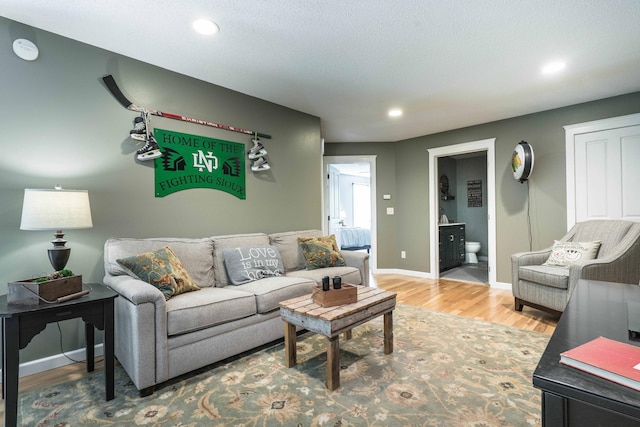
[117,246,201,300]
[298,235,346,270]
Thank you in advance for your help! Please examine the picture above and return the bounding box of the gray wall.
[323,142,398,268]
[0,18,322,363]
[325,91,640,281]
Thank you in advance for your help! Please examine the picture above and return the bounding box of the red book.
[560,336,640,392]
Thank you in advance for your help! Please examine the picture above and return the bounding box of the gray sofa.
[103,230,369,395]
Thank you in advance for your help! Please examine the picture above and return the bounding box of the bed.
[338,227,371,252]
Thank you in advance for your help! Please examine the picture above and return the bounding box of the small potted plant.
[8,269,82,305]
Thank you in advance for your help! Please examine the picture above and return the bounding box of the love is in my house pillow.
[223,246,284,285]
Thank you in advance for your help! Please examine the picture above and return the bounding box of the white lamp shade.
[20,188,93,230]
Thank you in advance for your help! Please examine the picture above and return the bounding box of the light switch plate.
[383,194,391,200]
[387,207,394,215]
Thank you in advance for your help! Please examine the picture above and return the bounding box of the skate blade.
[251,164,271,172]
[137,150,162,161]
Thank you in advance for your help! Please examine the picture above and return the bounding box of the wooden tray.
[312,283,357,307]
[8,275,82,305]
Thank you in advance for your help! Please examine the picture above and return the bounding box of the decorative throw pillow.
[116,246,201,300]
[542,240,601,267]
[223,246,284,285]
[298,234,346,270]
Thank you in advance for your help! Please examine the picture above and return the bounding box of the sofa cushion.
[116,246,201,300]
[286,266,362,286]
[542,240,601,267]
[105,237,215,288]
[223,246,284,285]
[299,235,346,269]
[519,265,570,290]
[165,287,256,336]
[211,233,270,287]
[269,230,322,272]
[226,276,315,314]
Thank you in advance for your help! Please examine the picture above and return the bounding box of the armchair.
[512,220,640,314]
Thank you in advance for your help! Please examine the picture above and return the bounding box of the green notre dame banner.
[154,128,245,199]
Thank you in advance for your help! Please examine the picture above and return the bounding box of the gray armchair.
[512,220,640,314]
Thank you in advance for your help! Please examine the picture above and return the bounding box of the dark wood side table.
[533,279,640,426]
[0,282,117,427]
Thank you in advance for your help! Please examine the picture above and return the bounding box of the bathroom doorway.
[428,139,496,286]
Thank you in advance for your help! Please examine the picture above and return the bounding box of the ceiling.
[3,1,640,143]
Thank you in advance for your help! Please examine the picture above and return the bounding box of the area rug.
[17,304,549,426]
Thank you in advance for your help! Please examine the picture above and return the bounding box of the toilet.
[465,241,481,264]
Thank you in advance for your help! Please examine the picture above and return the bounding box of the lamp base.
[49,229,71,271]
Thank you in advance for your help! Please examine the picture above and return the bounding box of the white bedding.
[338,227,371,249]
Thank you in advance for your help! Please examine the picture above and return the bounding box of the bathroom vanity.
[439,223,465,272]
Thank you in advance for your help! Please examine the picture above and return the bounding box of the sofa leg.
[139,386,155,397]
[514,297,524,312]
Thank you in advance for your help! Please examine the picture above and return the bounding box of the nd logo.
[192,150,218,172]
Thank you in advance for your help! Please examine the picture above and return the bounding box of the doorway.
[322,155,377,271]
[428,139,496,286]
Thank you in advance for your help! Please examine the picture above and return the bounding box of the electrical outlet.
[401,251,406,259]
[387,207,394,215]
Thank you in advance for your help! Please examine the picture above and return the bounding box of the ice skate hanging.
[248,135,270,172]
[129,110,162,161]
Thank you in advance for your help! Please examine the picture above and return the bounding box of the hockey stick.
[102,74,271,139]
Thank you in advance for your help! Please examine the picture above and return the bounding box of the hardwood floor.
[1,273,558,416]
[372,273,559,334]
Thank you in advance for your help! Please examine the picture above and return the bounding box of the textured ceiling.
[3,0,640,142]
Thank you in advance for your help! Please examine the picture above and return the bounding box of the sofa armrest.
[342,250,370,286]
[511,248,552,268]
[511,248,552,289]
[103,274,166,307]
[573,235,640,285]
[103,274,169,392]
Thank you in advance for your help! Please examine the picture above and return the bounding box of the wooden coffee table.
[279,286,396,390]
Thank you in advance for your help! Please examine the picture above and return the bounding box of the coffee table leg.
[343,330,352,340]
[327,335,340,390]
[284,322,297,368]
[384,311,393,354]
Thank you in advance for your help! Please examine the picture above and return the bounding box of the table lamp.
[20,187,93,271]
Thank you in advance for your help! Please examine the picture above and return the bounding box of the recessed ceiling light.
[541,61,566,75]
[388,108,403,118]
[193,19,220,35]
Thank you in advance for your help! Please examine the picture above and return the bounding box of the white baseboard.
[0,345,103,379]
[374,268,435,279]
[492,281,513,290]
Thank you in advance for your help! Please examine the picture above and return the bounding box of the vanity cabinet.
[439,224,465,272]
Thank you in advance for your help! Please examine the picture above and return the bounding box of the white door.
[327,165,342,246]
[574,126,640,222]
[566,113,640,227]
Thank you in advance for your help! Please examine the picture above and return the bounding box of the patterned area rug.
[18,304,549,426]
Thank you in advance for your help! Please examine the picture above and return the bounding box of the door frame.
[322,155,377,271]
[428,139,497,286]
[564,113,640,229]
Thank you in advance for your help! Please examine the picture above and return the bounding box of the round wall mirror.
[439,175,449,194]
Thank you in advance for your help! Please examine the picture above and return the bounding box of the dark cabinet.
[439,224,465,272]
